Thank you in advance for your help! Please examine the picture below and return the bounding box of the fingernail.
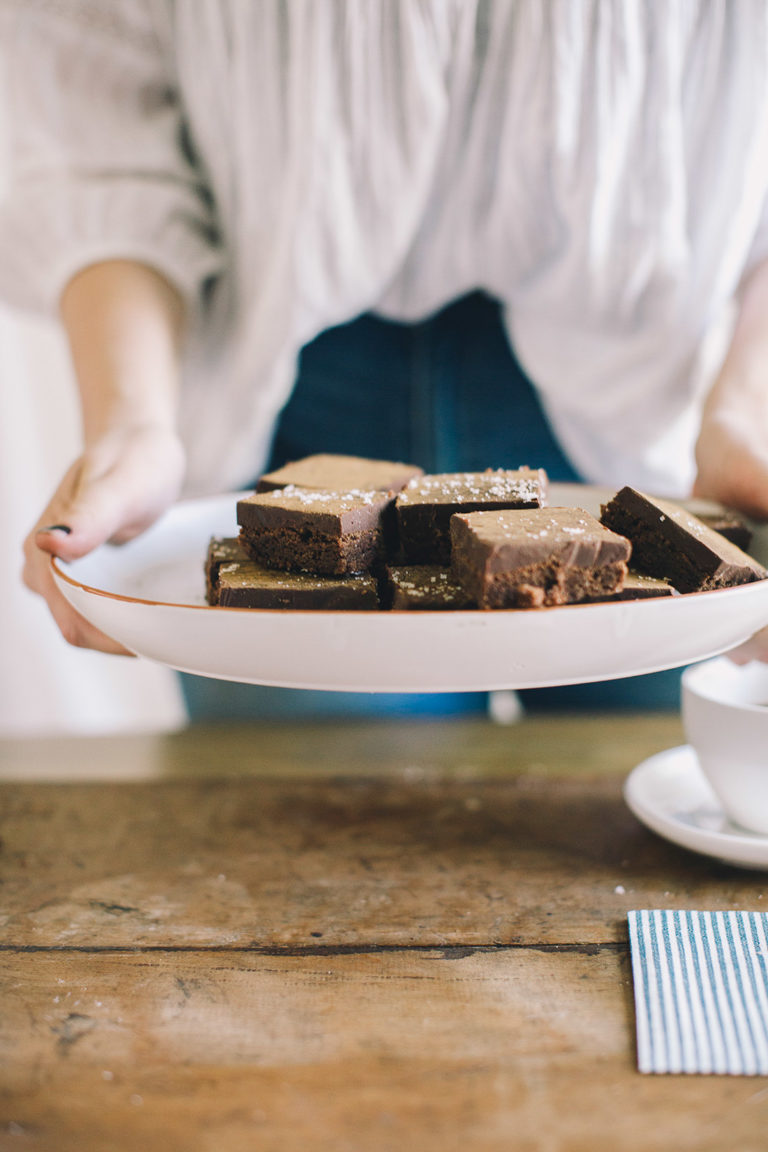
[38,524,72,535]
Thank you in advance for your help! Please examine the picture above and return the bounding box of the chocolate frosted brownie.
[386,565,475,610]
[256,453,423,494]
[205,536,249,604]
[600,487,767,593]
[450,507,631,609]
[217,561,379,610]
[237,486,394,575]
[396,467,548,564]
[586,571,677,602]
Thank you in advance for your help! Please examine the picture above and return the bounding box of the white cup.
[682,657,768,835]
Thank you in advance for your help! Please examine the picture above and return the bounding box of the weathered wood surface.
[0,772,764,951]
[1,713,766,1152]
[3,949,768,1152]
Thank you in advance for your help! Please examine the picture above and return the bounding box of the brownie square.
[450,506,631,609]
[600,487,767,593]
[585,571,677,602]
[256,453,423,494]
[237,486,394,575]
[395,467,548,564]
[217,561,380,610]
[205,536,249,605]
[385,565,475,610]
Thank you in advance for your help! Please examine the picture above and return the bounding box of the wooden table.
[2,712,767,1152]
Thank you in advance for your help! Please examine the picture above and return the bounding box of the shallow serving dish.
[51,483,768,693]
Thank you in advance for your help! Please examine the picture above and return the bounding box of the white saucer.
[624,746,768,869]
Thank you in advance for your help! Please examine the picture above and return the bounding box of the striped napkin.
[628,910,768,1075]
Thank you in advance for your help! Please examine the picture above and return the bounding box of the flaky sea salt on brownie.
[217,561,379,609]
[237,486,393,575]
[450,507,631,609]
[205,536,249,605]
[256,453,423,493]
[600,486,767,593]
[396,467,548,564]
[386,565,475,610]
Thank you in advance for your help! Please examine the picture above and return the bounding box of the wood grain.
[1,714,765,1151]
[3,949,768,1152]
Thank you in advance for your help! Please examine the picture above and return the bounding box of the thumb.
[34,431,185,560]
[33,460,135,561]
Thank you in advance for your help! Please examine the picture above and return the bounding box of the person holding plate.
[2,1,768,715]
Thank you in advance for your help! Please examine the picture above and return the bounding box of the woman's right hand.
[28,258,189,652]
[23,423,186,653]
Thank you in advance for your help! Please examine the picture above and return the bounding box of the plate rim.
[49,481,768,616]
[52,550,751,615]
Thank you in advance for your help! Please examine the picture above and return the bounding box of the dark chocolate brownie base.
[600,487,767,593]
[450,507,631,609]
[217,561,380,610]
[478,560,628,609]
[205,536,249,605]
[239,524,384,576]
[237,487,393,575]
[395,467,548,564]
[386,565,475,610]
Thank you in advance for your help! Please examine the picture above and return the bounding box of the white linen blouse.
[1,0,768,497]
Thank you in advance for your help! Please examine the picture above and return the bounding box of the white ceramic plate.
[51,484,768,693]
[624,745,768,870]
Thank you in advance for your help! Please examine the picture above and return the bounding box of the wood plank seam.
[0,941,627,955]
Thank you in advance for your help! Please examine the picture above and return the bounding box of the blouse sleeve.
[0,0,222,316]
[743,190,768,284]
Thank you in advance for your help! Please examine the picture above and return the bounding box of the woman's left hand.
[693,397,768,519]
[692,256,768,660]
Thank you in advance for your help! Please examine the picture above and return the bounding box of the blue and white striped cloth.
[628,910,768,1075]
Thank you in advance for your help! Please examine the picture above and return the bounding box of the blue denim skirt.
[181,292,682,718]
